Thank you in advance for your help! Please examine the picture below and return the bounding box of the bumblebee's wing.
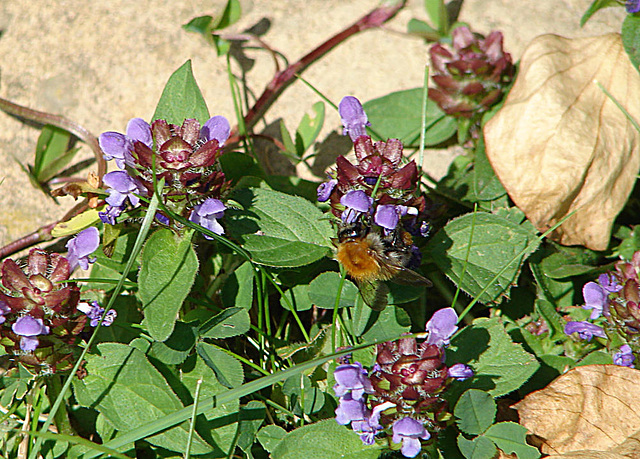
[357,279,389,311]
[391,267,433,287]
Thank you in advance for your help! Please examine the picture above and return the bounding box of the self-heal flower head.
[340,190,373,223]
[448,363,474,381]
[99,118,152,169]
[103,171,145,208]
[12,316,50,352]
[564,321,606,341]
[77,301,117,327]
[189,198,226,239]
[339,96,371,142]
[333,362,373,400]
[317,178,337,202]
[614,344,635,367]
[426,307,458,347]
[627,0,640,14]
[392,417,430,458]
[582,281,608,320]
[66,227,100,271]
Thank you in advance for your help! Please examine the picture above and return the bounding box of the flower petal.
[339,96,370,142]
[426,308,459,347]
[202,116,231,146]
[126,118,153,148]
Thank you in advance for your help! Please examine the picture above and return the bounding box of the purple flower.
[12,316,50,352]
[598,273,622,293]
[103,171,145,208]
[335,393,367,425]
[426,308,459,347]
[448,363,474,380]
[99,118,152,169]
[564,321,606,341]
[333,362,373,400]
[627,0,640,14]
[614,344,635,368]
[582,281,608,319]
[66,227,100,271]
[340,190,373,223]
[0,300,9,325]
[189,198,226,239]
[77,301,117,327]
[352,401,394,445]
[339,96,371,142]
[317,179,337,202]
[99,204,124,225]
[392,417,430,458]
[201,115,231,145]
[374,205,399,231]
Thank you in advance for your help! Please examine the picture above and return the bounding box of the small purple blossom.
[340,190,373,223]
[103,171,145,208]
[339,96,371,142]
[392,417,430,458]
[317,179,337,202]
[426,307,459,347]
[333,362,373,400]
[448,363,474,381]
[564,321,606,341]
[66,227,100,271]
[627,0,640,14]
[99,118,152,169]
[352,401,394,445]
[189,198,226,239]
[614,344,635,368]
[374,205,399,231]
[201,115,231,145]
[598,273,622,293]
[335,393,367,425]
[582,281,608,320]
[99,204,125,225]
[0,300,9,325]
[12,316,50,352]
[77,301,117,327]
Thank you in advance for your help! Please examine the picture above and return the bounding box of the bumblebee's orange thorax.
[336,239,380,281]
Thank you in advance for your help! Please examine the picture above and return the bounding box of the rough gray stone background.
[0,0,625,248]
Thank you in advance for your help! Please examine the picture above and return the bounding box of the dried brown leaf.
[484,34,640,250]
[514,365,640,456]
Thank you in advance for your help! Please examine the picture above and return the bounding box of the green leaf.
[363,88,456,146]
[219,151,265,184]
[361,305,411,342]
[280,284,313,311]
[198,306,251,339]
[282,375,326,416]
[295,101,325,157]
[457,434,497,459]
[72,343,210,454]
[237,400,266,452]
[623,14,640,74]
[138,229,199,341]
[257,425,287,453]
[535,299,566,341]
[271,419,380,459]
[407,18,440,41]
[182,15,214,37]
[308,272,359,309]
[448,318,540,397]
[581,0,620,27]
[577,350,613,365]
[472,136,506,202]
[226,187,333,267]
[454,389,496,436]
[196,342,244,389]
[148,321,197,365]
[425,0,449,35]
[153,60,210,125]
[212,0,242,30]
[427,212,540,303]
[33,125,72,181]
[280,120,297,155]
[484,422,540,459]
[222,261,255,309]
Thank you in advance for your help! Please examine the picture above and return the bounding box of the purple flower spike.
[201,115,231,146]
[77,301,117,327]
[340,190,372,223]
[392,417,430,458]
[335,393,366,425]
[564,321,606,341]
[374,205,399,230]
[614,344,635,368]
[103,171,145,208]
[627,0,640,14]
[66,227,100,271]
[448,363,474,380]
[582,281,607,320]
[317,179,337,202]
[333,362,373,400]
[189,198,226,239]
[339,96,371,142]
[426,308,459,347]
[12,316,50,352]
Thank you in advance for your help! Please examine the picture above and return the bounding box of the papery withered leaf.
[484,34,640,250]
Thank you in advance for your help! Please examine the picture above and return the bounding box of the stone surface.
[0,0,626,249]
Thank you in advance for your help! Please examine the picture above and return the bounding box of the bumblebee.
[333,219,431,310]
